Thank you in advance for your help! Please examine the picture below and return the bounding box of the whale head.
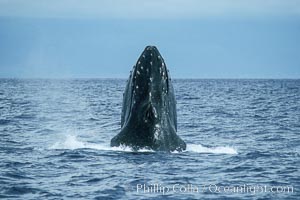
[111,46,186,151]
[134,46,168,97]
[126,46,173,126]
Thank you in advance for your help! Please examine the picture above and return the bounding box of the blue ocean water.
[0,79,299,199]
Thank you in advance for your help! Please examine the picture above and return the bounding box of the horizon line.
[0,77,299,80]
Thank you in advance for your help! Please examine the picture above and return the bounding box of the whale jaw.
[111,46,186,152]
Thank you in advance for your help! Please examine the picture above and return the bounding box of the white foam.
[49,135,237,154]
[186,144,238,155]
[50,134,85,150]
[49,134,153,152]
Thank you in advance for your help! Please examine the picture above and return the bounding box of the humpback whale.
[111,46,186,151]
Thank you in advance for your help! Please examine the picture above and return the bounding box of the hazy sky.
[0,0,299,78]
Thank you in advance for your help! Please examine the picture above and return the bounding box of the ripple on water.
[0,79,299,199]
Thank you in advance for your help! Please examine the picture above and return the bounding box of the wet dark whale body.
[111,46,186,151]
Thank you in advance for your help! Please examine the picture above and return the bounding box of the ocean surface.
[0,79,299,199]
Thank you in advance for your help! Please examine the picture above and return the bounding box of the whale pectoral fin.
[111,127,136,147]
[110,129,126,147]
[174,136,186,151]
[152,128,186,152]
[110,134,120,147]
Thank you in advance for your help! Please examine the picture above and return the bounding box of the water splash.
[49,134,153,152]
[50,134,86,150]
[50,135,237,154]
[187,144,238,155]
